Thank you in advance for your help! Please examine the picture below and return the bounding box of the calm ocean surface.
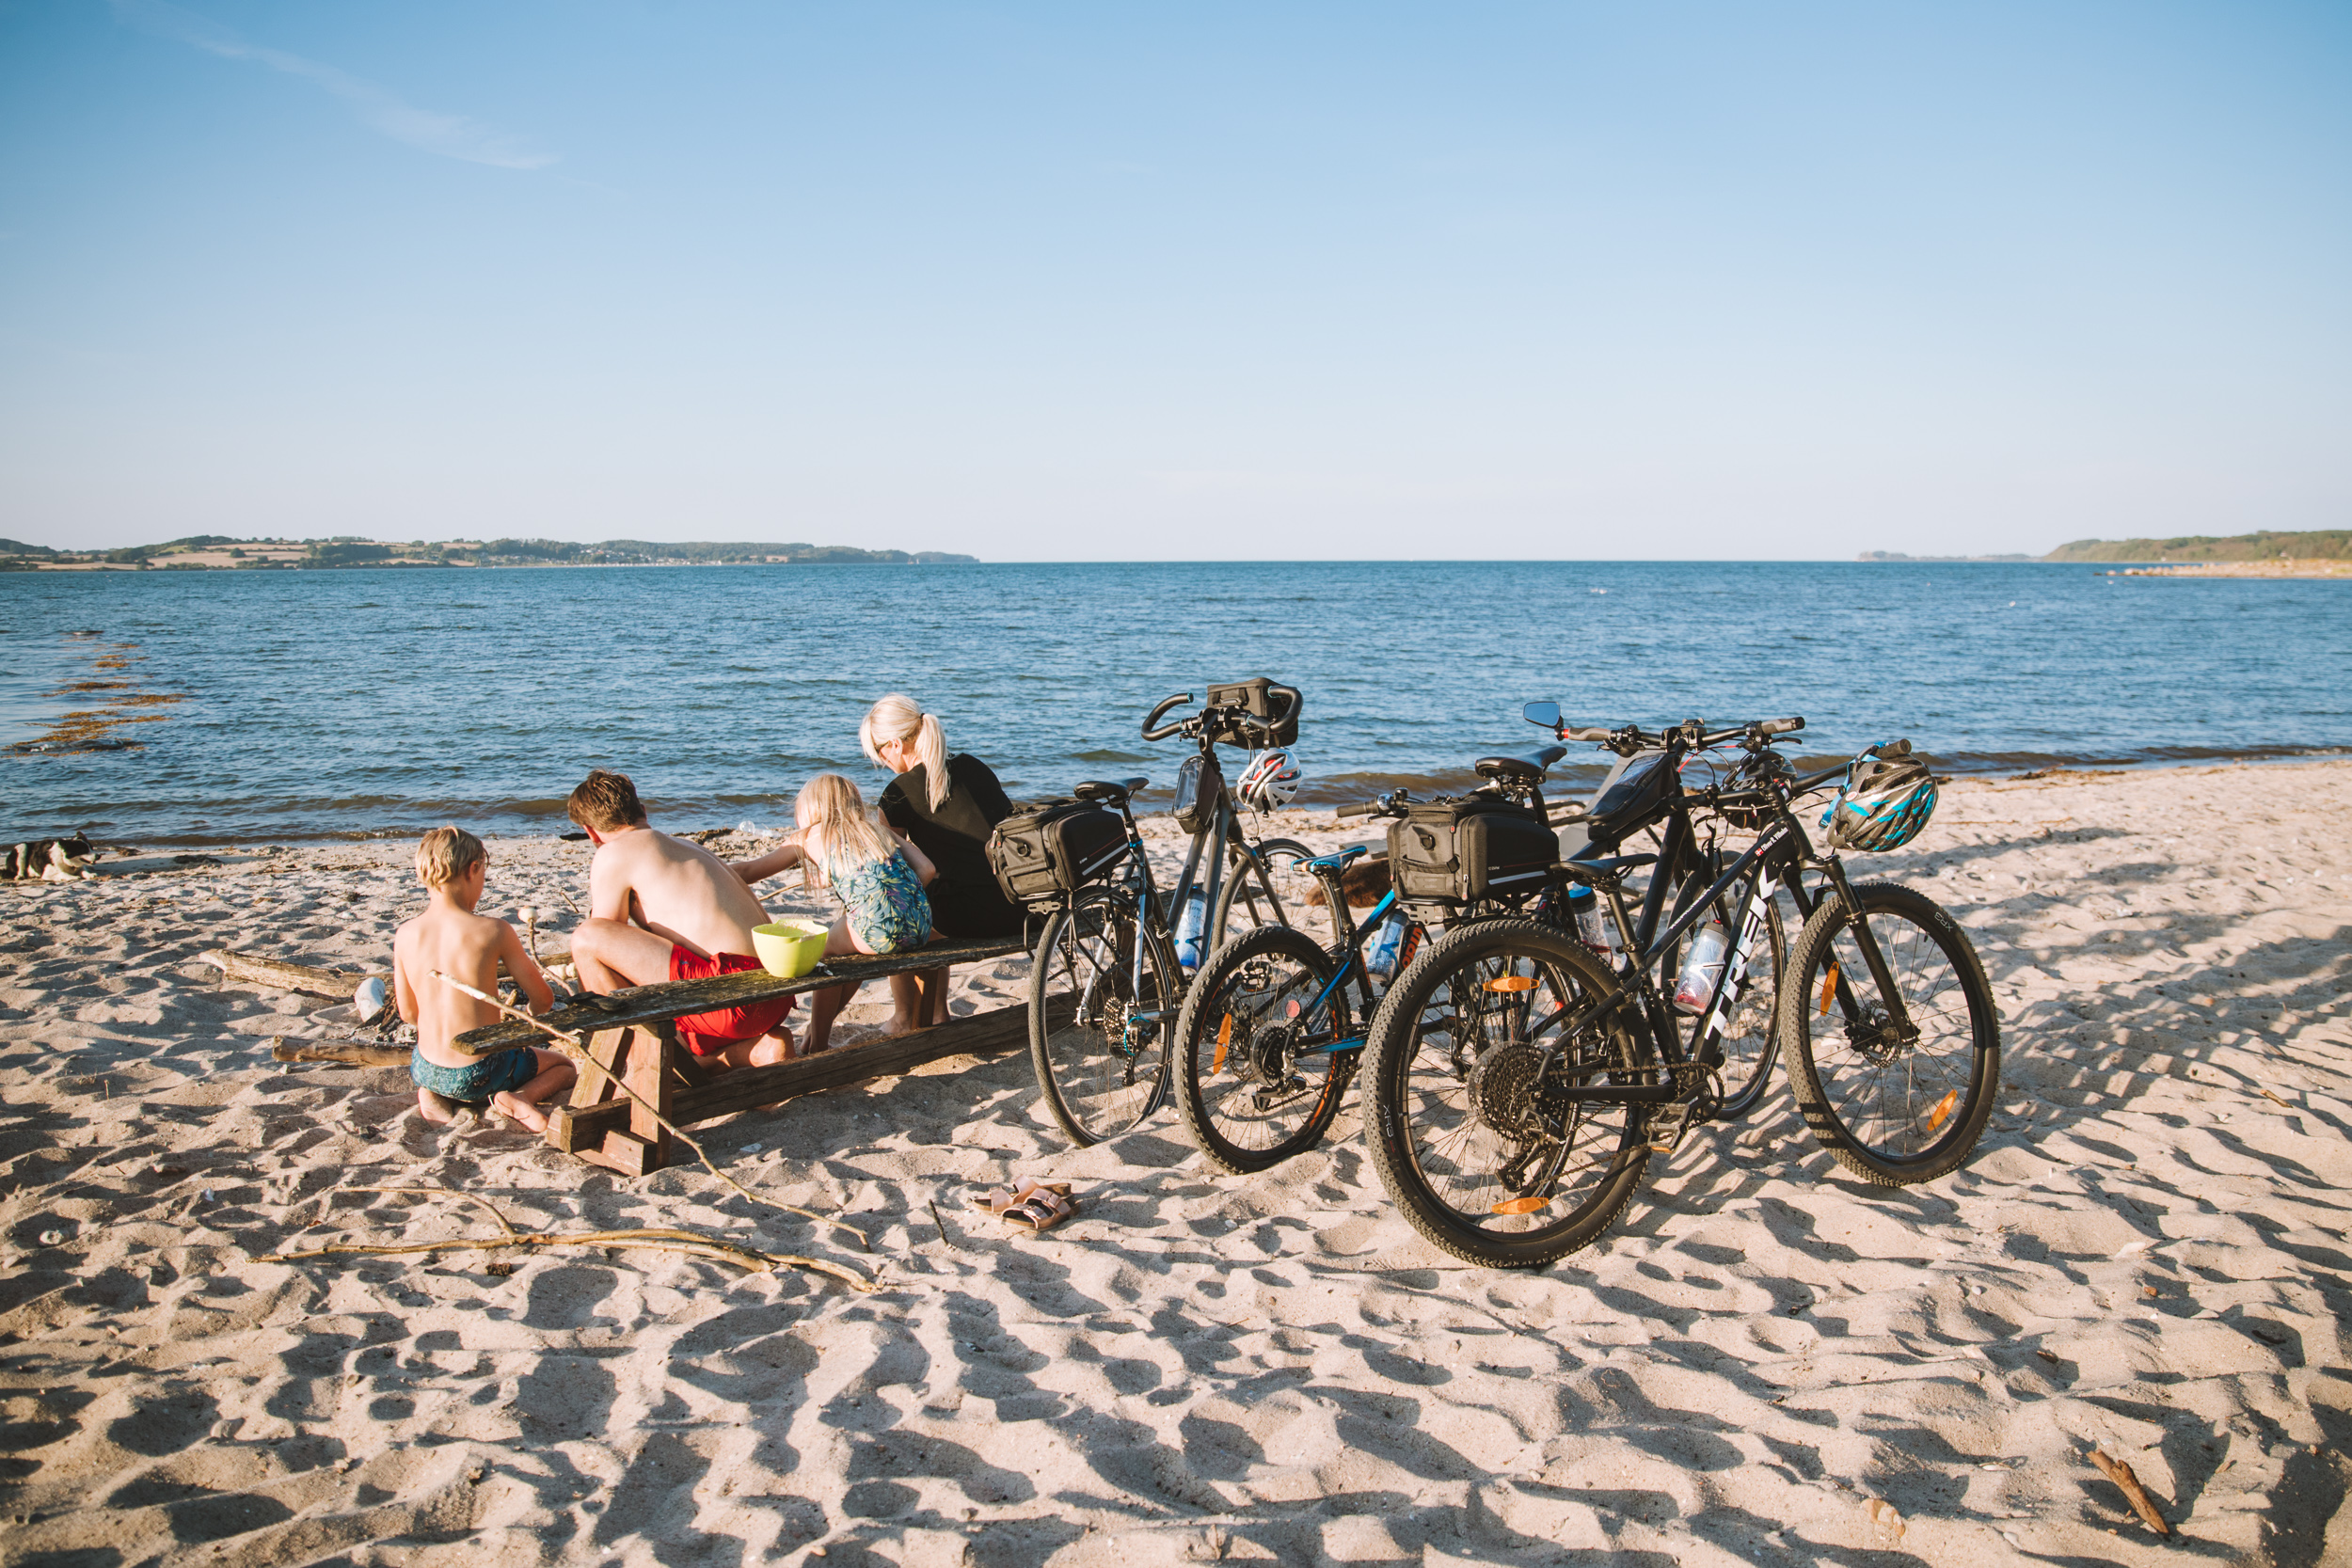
[3,561,2346,846]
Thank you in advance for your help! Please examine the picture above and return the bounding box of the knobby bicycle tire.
[1029,885,1181,1146]
[1362,918,1654,1269]
[1173,924,1355,1174]
[1777,880,2000,1186]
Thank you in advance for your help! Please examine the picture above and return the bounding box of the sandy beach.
[3,762,2347,1565]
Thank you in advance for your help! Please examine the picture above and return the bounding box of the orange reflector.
[1491,1195,1549,1215]
[1818,962,1840,1016]
[1213,1014,1232,1074]
[1486,974,1537,992]
[1924,1089,1959,1133]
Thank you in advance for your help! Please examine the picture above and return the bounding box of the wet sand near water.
[1,765,2347,1564]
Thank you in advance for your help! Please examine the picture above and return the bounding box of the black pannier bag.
[1204,677,1301,748]
[1387,795,1556,907]
[987,799,1132,909]
[1171,751,1222,835]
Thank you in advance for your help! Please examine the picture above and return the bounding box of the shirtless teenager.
[564,769,795,1068]
[393,826,575,1129]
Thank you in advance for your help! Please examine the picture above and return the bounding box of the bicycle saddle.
[1073,777,1148,803]
[1305,844,1376,872]
[1474,745,1567,783]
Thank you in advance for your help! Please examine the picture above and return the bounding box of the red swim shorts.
[668,947,795,1057]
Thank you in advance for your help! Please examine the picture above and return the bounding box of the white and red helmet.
[1235,748,1304,812]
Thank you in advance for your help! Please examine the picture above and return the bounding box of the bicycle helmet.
[1235,748,1304,812]
[1820,739,1938,851]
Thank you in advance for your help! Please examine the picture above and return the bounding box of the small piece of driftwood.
[206,950,368,999]
[2088,1447,2170,1536]
[262,1185,874,1292]
[272,1038,411,1067]
[428,970,868,1250]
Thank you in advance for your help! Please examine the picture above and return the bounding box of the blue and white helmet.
[1820,740,1938,852]
[1236,748,1304,812]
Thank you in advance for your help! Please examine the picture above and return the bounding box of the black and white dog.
[5,832,95,881]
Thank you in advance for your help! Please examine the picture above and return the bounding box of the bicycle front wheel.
[1778,880,1999,1185]
[1174,924,1355,1174]
[1362,918,1654,1269]
[1029,886,1181,1146]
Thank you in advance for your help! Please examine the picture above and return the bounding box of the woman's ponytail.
[861,692,954,812]
[917,713,948,811]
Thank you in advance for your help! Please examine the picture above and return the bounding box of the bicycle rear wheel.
[1778,880,1999,1185]
[1362,918,1654,1269]
[1029,885,1180,1146]
[1174,924,1355,1173]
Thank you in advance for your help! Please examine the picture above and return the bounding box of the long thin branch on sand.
[2088,1447,2170,1536]
[264,1188,874,1292]
[427,970,869,1251]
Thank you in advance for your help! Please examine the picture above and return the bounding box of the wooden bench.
[453,935,1040,1175]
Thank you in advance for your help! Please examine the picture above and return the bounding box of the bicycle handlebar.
[1140,692,1192,741]
[1335,801,1378,819]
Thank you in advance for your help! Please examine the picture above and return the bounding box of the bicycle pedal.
[1646,1105,1697,1156]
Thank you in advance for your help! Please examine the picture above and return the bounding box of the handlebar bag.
[1170,751,1222,836]
[1388,796,1555,907]
[1582,750,1676,849]
[1205,677,1301,748]
[987,800,1132,909]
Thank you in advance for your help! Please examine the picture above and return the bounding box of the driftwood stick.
[272,1039,412,1067]
[2088,1447,2170,1536]
[206,950,369,1000]
[347,1184,521,1238]
[264,1223,873,1292]
[427,969,868,1250]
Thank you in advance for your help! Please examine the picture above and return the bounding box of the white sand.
[2,764,2347,1564]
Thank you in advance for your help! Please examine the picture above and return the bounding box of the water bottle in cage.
[1173,887,1208,971]
[1567,885,1612,957]
[1363,907,1409,978]
[1676,884,1771,1017]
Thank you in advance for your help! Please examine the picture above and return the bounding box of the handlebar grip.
[1761,716,1805,736]
[1335,801,1378,818]
[1267,681,1302,726]
[1140,691,1192,741]
[1565,726,1614,743]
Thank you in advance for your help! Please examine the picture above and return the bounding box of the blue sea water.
[2,561,2346,845]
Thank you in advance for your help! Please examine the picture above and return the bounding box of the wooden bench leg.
[558,1024,674,1174]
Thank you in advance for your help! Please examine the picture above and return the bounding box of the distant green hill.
[2045,530,2351,562]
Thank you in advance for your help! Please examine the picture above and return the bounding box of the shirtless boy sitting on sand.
[393,826,576,1129]
[564,769,795,1069]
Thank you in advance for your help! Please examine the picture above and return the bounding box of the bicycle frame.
[1548,738,1917,1111]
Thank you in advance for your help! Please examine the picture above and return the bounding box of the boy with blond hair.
[393,826,576,1129]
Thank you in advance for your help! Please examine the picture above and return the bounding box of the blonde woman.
[861,692,1022,1030]
[734,771,937,1052]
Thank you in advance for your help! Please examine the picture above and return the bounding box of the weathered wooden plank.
[552,997,1052,1150]
[454,935,1029,1053]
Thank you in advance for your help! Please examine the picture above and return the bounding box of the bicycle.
[1025,681,1318,1146]
[1361,709,2000,1269]
[1167,736,1580,1174]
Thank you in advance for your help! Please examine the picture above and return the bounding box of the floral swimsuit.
[827,848,933,954]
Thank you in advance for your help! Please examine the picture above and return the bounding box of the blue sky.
[1,2,2345,560]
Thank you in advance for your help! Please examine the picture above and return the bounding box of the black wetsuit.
[877,752,1024,939]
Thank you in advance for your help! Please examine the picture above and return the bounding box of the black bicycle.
[1362,709,2000,1269]
[1027,681,1316,1146]
[1166,728,1595,1173]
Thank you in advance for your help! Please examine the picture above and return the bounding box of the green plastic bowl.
[752,919,830,979]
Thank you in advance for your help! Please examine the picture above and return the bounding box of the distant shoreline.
[2096,560,2351,580]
